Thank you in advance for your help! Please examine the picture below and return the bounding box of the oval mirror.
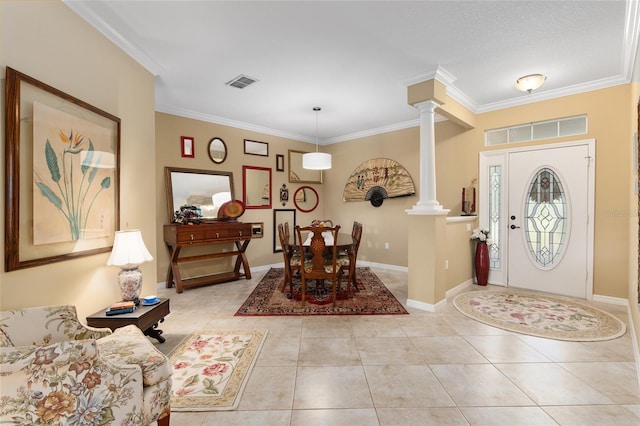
[293,186,319,213]
[208,137,227,164]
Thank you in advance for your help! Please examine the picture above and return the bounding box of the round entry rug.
[453,290,626,341]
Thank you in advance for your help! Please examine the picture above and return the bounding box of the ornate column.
[407,99,447,214]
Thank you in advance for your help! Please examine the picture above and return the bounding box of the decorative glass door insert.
[524,167,568,269]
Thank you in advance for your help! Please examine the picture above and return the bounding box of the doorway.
[479,140,595,299]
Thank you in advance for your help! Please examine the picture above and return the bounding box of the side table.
[86,298,170,343]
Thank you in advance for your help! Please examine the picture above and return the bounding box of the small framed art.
[181,136,194,158]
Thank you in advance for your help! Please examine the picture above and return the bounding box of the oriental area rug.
[235,267,408,316]
[168,329,267,411]
[453,290,626,342]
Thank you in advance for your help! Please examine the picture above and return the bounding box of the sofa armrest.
[0,305,111,347]
[0,339,144,424]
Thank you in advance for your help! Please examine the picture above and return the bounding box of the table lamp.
[107,229,153,303]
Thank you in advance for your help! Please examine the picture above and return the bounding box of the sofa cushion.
[97,325,172,387]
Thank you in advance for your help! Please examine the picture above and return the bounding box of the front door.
[507,144,592,298]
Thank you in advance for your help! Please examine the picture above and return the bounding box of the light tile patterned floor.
[152,267,640,426]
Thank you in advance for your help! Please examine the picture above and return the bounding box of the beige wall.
[0,1,156,320]
[157,85,635,302]
[154,112,322,281]
[472,86,632,298]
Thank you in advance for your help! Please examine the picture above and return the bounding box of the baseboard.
[406,298,436,312]
[625,302,640,393]
[592,294,628,306]
[445,279,473,299]
[358,260,408,272]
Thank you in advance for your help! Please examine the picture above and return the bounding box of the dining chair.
[278,223,301,298]
[338,221,363,295]
[295,224,342,306]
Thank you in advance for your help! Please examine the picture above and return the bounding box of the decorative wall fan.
[343,158,415,207]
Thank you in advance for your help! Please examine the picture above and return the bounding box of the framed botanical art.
[4,67,120,271]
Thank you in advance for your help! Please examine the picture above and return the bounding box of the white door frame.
[478,139,595,299]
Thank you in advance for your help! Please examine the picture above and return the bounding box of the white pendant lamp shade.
[303,106,332,170]
[107,229,153,269]
[303,152,332,170]
[515,74,547,93]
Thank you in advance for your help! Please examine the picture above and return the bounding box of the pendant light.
[302,107,332,170]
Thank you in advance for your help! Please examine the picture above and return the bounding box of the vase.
[474,241,489,286]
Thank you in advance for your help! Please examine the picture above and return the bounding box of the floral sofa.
[0,305,172,425]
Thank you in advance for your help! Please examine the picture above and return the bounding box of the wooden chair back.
[294,224,342,305]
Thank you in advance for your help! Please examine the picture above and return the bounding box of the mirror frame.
[273,209,296,252]
[288,149,323,184]
[293,185,319,213]
[242,165,272,209]
[244,139,269,157]
[208,137,227,164]
[164,166,234,222]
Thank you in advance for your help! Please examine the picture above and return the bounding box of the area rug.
[235,267,408,316]
[453,290,626,341]
[168,329,267,411]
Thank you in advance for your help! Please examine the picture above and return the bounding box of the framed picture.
[251,222,264,238]
[181,136,194,158]
[273,209,296,253]
[4,67,120,271]
[244,139,269,157]
[276,154,285,172]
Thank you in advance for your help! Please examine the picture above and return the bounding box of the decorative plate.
[218,200,245,219]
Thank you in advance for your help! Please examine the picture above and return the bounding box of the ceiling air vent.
[225,74,258,89]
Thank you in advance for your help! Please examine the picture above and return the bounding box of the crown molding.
[155,104,316,143]
[63,0,163,76]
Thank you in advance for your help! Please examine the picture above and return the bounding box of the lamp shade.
[302,152,332,170]
[107,229,153,269]
[515,74,547,93]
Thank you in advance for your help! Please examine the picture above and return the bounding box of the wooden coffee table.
[86,298,170,343]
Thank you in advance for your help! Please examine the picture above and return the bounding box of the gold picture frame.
[4,67,120,271]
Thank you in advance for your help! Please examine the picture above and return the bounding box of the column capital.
[412,99,440,113]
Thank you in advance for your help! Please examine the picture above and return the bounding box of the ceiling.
[64,0,640,144]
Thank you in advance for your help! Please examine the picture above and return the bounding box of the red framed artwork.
[181,136,194,158]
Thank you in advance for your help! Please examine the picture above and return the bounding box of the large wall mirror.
[288,150,323,184]
[293,185,319,212]
[208,137,227,164]
[165,167,234,222]
[243,165,272,209]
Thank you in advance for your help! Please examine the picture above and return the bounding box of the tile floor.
[152,266,640,425]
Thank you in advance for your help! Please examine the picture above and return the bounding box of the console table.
[163,222,252,293]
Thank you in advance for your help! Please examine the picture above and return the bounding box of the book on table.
[105,301,135,315]
[109,301,135,310]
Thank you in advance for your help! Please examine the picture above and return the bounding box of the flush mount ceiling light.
[515,74,547,93]
[302,107,332,170]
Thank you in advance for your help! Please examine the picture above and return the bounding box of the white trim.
[63,0,163,76]
[592,294,629,306]
[626,302,640,393]
[406,298,436,312]
[357,260,408,272]
[446,215,477,223]
[445,279,473,299]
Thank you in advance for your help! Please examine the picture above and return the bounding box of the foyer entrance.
[479,140,595,299]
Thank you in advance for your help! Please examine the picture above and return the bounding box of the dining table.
[290,228,357,297]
